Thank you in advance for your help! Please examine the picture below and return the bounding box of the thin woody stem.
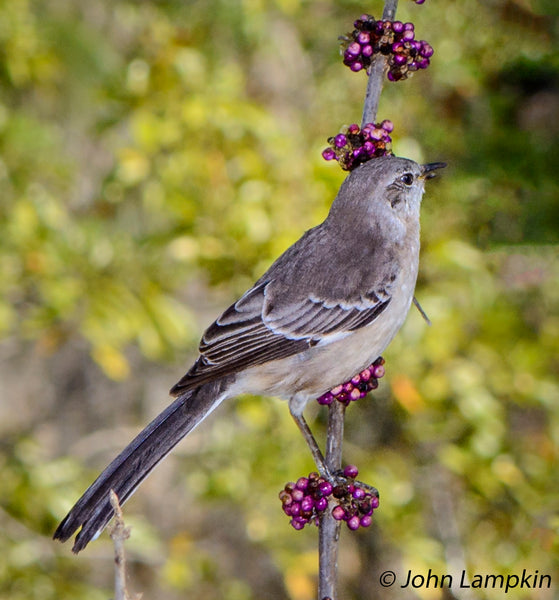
[319,3,399,597]
[318,401,345,600]
[361,0,399,127]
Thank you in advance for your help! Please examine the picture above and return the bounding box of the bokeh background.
[1,1,558,599]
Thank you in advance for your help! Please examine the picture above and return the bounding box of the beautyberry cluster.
[341,14,433,81]
[279,467,380,531]
[317,357,385,406]
[322,122,393,171]
[331,465,379,530]
[279,472,333,530]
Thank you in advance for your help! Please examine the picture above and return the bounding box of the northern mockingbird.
[54,155,445,552]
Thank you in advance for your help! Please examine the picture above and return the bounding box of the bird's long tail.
[53,378,230,553]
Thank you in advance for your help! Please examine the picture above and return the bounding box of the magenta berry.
[332,505,346,521]
[319,481,333,496]
[316,357,386,403]
[341,14,433,81]
[321,147,336,161]
[352,487,366,500]
[360,515,373,528]
[315,497,328,511]
[281,469,379,532]
[334,134,347,148]
[292,489,304,502]
[291,519,305,530]
[296,477,309,490]
[344,464,359,479]
[322,122,392,171]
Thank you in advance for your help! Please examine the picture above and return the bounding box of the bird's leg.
[289,410,333,481]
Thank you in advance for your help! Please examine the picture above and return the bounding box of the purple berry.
[279,491,292,505]
[352,487,366,500]
[315,497,328,511]
[350,62,363,72]
[357,32,370,44]
[420,42,434,58]
[360,368,371,381]
[332,506,346,521]
[301,496,314,512]
[381,119,394,132]
[296,477,309,490]
[290,519,305,530]
[350,388,361,401]
[361,45,373,58]
[290,502,301,516]
[292,489,304,502]
[372,364,385,378]
[333,134,347,148]
[319,481,333,496]
[392,21,404,33]
[372,496,380,509]
[360,515,372,528]
[322,148,336,161]
[347,515,360,530]
[347,42,361,56]
[344,465,359,479]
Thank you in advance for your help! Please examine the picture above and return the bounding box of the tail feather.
[53,379,229,553]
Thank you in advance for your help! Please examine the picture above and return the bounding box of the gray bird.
[54,155,445,553]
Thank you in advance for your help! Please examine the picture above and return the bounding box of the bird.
[53,155,445,553]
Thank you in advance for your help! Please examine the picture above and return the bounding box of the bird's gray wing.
[170,272,392,395]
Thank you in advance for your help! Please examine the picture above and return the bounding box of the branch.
[109,490,140,600]
[318,401,346,600]
[361,0,399,127]
[319,4,399,598]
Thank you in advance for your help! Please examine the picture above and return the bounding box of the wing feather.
[170,222,401,396]
[170,280,391,396]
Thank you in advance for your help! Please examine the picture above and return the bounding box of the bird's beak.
[420,162,447,180]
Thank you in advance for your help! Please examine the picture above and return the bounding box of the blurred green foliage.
[0,0,558,599]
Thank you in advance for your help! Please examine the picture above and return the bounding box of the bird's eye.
[400,173,414,186]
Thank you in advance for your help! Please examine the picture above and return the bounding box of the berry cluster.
[331,465,380,530]
[341,14,433,81]
[317,357,385,405]
[322,122,393,171]
[279,472,333,530]
[279,467,379,531]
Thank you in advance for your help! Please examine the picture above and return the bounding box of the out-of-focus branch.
[109,490,141,600]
